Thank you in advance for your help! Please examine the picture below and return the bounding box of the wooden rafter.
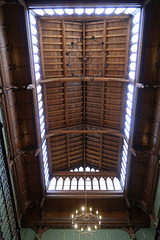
[39,77,131,84]
[99,133,103,169]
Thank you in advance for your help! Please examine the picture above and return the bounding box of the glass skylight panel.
[127,92,133,102]
[129,62,136,71]
[126,114,131,125]
[75,8,84,15]
[131,34,139,44]
[132,23,140,34]
[33,54,39,63]
[38,101,43,110]
[35,72,41,81]
[54,9,64,15]
[41,129,45,139]
[31,25,37,35]
[130,53,137,62]
[125,121,130,134]
[126,107,131,117]
[105,8,115,15]
[39,109,43,118]
[131,44,138,53]
[128,84,134,93]
[95,8,104,15]
[115,8,125,14]
[40,115,44,125]
[127,99,133,109]
[44,9,54,15]
[33,46,39,54]
[34,63,40,72]
[85,8,94,15]
[33,9,45,16]
[133,11,141,24]
[124,128,129,139]
[124,8,137,14]
[129,71,135,80]
[32,35,38,45]
[37,93,42,102]
[40,122,45,132]
[65,8,74,15]
[37,85,42,94]
[29,13,36,25]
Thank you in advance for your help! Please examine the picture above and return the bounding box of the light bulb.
[75,224,78,229]
[88,226,91,232]
[96,211,98,215]
[90,207,92,212]
[95,225,97,229]
[99,221,101,225]
[82,206,85,212]
[71,214,74,218]
[76,210,78,214]
[99,216,102,219]
[81,227,84,232]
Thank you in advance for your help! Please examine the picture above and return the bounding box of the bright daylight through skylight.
[29,7,141,191]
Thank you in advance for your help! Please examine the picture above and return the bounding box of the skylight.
[28,6,142,191]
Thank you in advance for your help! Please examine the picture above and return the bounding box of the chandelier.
[71,206,102,234]
[66,36,109,81]
[71,161,102,234]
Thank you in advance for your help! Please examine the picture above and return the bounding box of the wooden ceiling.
[38,16,130,174]
[0,1,160,232]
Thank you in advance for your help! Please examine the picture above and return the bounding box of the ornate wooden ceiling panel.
[38,16,130,174]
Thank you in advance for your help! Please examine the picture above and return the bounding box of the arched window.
[92,177,99,190]
[86,177,92,190]
[71,177,77,190]
[107,178,114,190]
[56,177,63,190]
[99,177,107,190]
[78,177,84,190]
[63,177,70,190]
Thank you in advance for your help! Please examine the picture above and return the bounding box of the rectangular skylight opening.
[28,6,142,191]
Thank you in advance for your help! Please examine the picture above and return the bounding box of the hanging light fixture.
[66,36,109,81]
[71,206,101,234]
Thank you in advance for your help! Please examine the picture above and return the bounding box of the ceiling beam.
[39,77,131,84]
[99,133,103,169]
[51,171,117,177]
[45,129,124,139]
[67,134,70,169]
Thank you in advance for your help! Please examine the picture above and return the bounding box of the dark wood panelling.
[0,5,42,214]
